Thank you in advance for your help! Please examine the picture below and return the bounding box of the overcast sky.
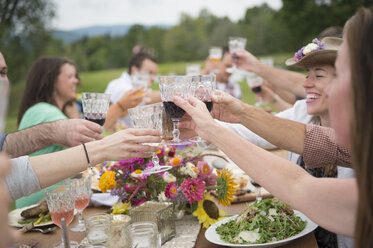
[51,0,282,30]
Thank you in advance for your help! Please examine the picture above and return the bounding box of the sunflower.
[216,168,238,206]
[193,193,226,228]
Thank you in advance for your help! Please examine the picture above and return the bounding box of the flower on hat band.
[293,38,326,62]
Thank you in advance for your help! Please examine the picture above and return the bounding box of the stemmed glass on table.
[190,74,216,144]
[65,176,92,232]
[128,103,172,174]
[159,75,193,145]
[45,187,78,248]
[82,93,110,126]
[228,37,247,71]
[246,73,265,107]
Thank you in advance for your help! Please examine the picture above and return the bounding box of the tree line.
[1,0,372,85]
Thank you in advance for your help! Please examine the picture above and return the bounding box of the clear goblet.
[64,176,92,232]
[159,75,193,145]
[190,74,216,145]
[128,103,172,175]
[45,187,78,248]
[82,93,110,126]
[228,37,247,71]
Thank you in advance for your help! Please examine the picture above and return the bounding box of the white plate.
[205,210,318,248]
[9,204,78,228]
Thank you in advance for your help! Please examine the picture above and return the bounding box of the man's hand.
[235,50,261,73]
[211,90,246,123]
[118,87,145,110]
[53,119,103,147]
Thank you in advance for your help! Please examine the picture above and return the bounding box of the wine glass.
[228,37,247,71]
[128,103,172,174]
[82,93,110,126]
[246,73,265,107]
[64,176,92,232]
[159,75,193,145]
[45,187,78,248]
[190,74,216,145]
[209,47,223,63]
[251,180,262,201]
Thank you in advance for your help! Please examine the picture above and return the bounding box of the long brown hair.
[18,56,78,124]
[345,7,373,247]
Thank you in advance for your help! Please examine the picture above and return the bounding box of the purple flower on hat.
[293,38,326,62]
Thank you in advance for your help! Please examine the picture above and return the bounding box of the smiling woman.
[16,56,81,208]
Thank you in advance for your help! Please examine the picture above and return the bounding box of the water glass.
[128,103,172,174]
[65,176,92,232]
[229,37,247,70]
[246,73,264,107]
[85,214,111,246]
[109,215,132,248]
[128,222,160,248]
[131,73,150,94]
[82,93,110,126]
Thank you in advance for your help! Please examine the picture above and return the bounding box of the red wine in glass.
[84,117,106,126]
[251,86,262,94]
[204,101,213,112]
[163,101,186,119]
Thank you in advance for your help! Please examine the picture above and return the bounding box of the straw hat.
[285,37,342,69]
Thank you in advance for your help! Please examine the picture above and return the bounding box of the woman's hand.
[173,96,218,143]
[211,90,246,123]
[97,128,162,162]
[234,50,261,73]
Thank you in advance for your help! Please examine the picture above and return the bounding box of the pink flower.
[165,182,178,199]
[197,161,216,186]
[169,156,184,168]
[156,147,165,157]
[180,178,205,204]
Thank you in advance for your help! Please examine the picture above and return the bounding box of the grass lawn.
[4,53,292,132]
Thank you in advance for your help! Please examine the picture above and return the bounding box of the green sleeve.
[18,102,68,157]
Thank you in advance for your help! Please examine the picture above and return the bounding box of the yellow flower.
[216,168,238,206]
[99,171,117,193]
[193,193,226,228]
[111,202,131,215]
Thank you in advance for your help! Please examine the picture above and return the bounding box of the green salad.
[216,198,307,244]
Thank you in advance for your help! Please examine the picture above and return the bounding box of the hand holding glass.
[246,73,265,107]
[229,37,247,70]
[129,103,172,174]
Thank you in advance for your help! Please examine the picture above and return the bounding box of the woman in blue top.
[16,56,81,208]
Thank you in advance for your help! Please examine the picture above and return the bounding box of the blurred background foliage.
[1,0,373,132]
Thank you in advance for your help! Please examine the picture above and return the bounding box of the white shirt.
[104,72,134,127]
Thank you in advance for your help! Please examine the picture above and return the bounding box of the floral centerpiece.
[99,144,238,228]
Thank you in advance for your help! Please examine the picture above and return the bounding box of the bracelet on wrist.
[82,143,91,165]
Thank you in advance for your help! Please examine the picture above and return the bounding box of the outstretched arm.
[174,96,357,237]
[3,119,102,158]
[235,50,306,98]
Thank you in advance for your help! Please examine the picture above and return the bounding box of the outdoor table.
[15,149,318,247]
[16,204,317,248]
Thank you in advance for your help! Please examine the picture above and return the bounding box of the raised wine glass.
[128,103,172,175]
[45,187,78,248]
[246,73,265,107]
[82,93,110,126]
[64,176,92,232]
[228,37,247,71]
[159,75,193,145]
[190,74,216,145]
